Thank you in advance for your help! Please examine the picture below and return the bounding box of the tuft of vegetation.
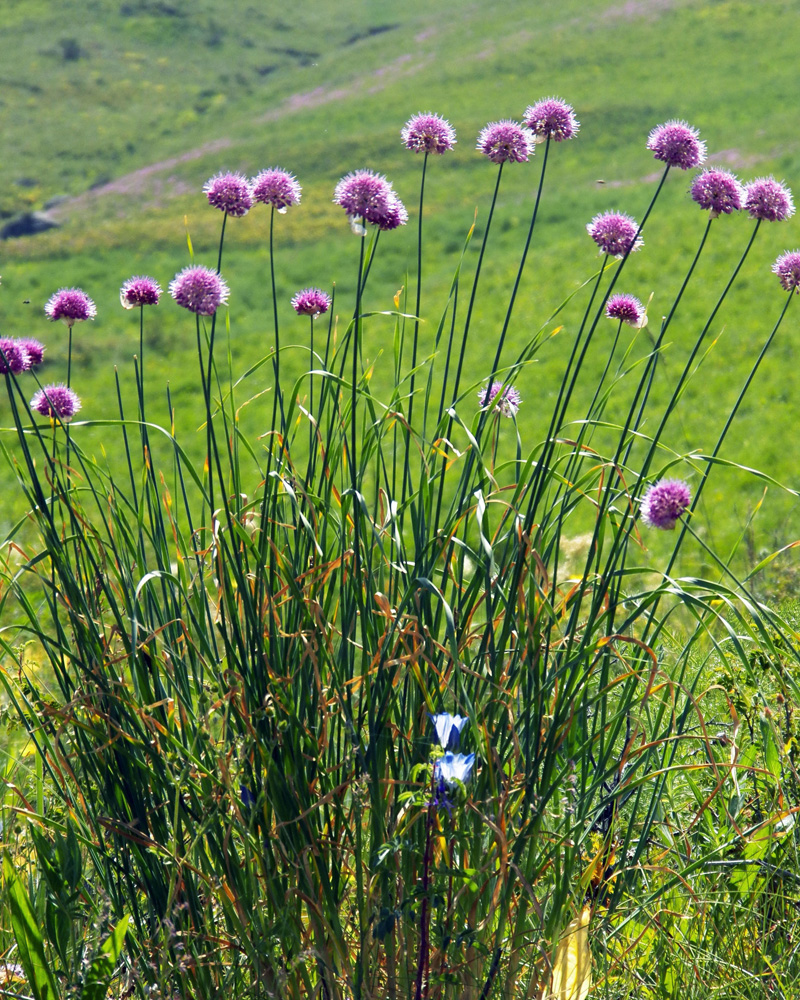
[0,95,799,999]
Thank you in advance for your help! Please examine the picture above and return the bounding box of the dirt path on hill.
[49,52,425,218]
[44,2,768,222]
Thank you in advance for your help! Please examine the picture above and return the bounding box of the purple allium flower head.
[120,275,162,310]
[605,293,647,328]
[169,266,230,316]
[252,168,302,213]
[772,251,800,292]
[376,192,409,231]
[291,287,331,317]
[586,212,643,258]
[334,169,391,220]
[522,97,580,142]
[641,478,691,530]
[31,383,81,421]
[429,713,469,752]
[646,120,706,170]
[478,380,521,418]
[203,171,253,217]
[17,338,45,367]
[45,287,97,327]
[0,338,29,374]
[744,177,795,222]
[333,169,406,231]
[401,112,457,154]
[690,168,745,217]
[476,120,535,164]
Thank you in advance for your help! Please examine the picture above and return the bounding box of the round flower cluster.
[641,479,691,530]
[772,251,800,292]
[690,168,744,217]
[31,384,81,421]
[586,212,643,258]
[605,294,647,328]
[0,337,45,374]
[476,120,534,164]
[646,120,706,170]
[203,172,253,217]
[522,98,579,142]
[401,112,456,154]
[252,168,302,213]
[45,287,97,327]
[333,169,407,232]
[18,339,45,367]
[0,338,31,374]
[169,266,230,316]
[291,288,331,317]
[120,275,162,309]
[744,177,795,222]
[478,380,521,418]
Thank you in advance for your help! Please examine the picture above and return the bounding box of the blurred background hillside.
[1,0,799,579]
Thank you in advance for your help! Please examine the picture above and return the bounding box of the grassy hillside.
[1,0,799,572]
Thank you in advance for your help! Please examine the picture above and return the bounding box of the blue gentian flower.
[429,713,469,751]
[435,752,476,785]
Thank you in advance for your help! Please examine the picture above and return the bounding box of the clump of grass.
[1,107,800,1000]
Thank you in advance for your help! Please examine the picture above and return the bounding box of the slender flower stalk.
[664,285,796,577]
[522,164,672,534]
[597,217,766,652]
[121,275,162,422]
[477,131,554,449]
[45,286,96,386]
[292,287,330,451]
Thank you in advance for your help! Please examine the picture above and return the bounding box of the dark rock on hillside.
[1,212,60,240]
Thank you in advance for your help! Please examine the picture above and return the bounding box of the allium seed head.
[690,168,744,217]
[641,478,691,530]
[120,275,162,309]
[476,120,534,164]
[646,120,706,170]
[744,177,795,222]
[252,168,302,213]
[203,172,253,217]
[31,383,81,421]
[169,266,230,316]
[605,294,647,328]
[291,287,331,317]
[45,287,97,327]
[586,212,643,258]
[478,380,521,418]
[0,338,29,374]
[522,98,579,142]
[772,251,800,292]
[17,338,45,367]
[401,112,457,154]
